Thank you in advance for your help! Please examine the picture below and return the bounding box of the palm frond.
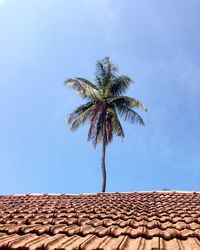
[68,106,93,131]
[100,59,112,97]
[65,102,94,123]
[108,96,147,111]
[109,75,133,96]
[65,78,100,100]
[96,60,106,81]
[118,106,145,125]
[96,57,118,78]
[108,107,124,137]
[95,57,118,97]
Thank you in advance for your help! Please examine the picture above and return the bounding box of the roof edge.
[1,190,200,196]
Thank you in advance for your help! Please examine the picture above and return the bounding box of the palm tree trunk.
[101,139,106,192]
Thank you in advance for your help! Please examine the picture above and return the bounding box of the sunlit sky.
[0,0,200,194]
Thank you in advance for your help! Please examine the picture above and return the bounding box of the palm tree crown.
[65,57,147,192]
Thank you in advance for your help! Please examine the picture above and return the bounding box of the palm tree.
[65,57,147,192]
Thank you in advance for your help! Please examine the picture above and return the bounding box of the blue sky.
[0,0,200,194]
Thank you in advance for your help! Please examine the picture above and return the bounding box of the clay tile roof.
[0,191,200,249]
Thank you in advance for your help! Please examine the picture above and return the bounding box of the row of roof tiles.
[0,223,200,239]
[1,233,200,250]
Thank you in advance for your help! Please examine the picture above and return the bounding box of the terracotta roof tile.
[0,191,200,249]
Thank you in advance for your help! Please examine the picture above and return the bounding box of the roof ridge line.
[1,190,200,196]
